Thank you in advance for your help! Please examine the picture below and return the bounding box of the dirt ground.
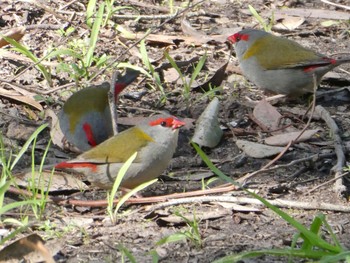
[1,0,350,262]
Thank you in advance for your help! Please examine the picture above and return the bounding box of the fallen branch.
[147,195,350,213]
[314,105,347,197]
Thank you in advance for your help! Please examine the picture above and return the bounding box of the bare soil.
[1,0,350,262]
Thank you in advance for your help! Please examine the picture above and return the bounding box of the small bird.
[55,116,185,189]
[59,69,140,151]
[228,28,350,96]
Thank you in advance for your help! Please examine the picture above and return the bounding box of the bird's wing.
[244,34,329,70]
[62,87,109,133]
[75,127,154,163]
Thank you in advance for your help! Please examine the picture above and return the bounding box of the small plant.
[156,209,203,249]
[1,35,52,86]
[106,152,157,224]
[248,5,274,32]
[103,0,135,27]
[201,176,219,190]
[139,38,167,103]
[117,244,137,263]
[0,126,49,245]
[192,142,350,262]
[164,51,206,107]
[48,3,106,83]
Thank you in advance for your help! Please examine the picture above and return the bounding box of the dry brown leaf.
[0,87,43,111]
[14,170,88,191]
[0,234,55,263]
[192,61,228,92]
[181,19,209,39]
[236,140,286,158]
[267,8,350,20]
[273,15,305,31]
[46,109,65,149]
[127,33,225,46]
[253,100,281,131]
[265,129,320,146]
[0,26,25,48]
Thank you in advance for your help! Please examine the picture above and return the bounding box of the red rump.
[303,58,337,73]
[55,161,98,172]
[114,83,127,96]
[83,123,97,147]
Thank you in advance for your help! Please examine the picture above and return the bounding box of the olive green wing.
[78,127,154,163]
[243,34,327,70]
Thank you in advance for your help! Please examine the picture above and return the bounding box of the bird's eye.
[160,121,167,127]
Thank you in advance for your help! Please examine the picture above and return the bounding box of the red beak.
[171,118,186,129]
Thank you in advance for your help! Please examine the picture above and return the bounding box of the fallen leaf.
[236,140,286,158]
[266,8,350,20]
[46,109,65,150]
[265,129,320,146]
[192,97,223,148]
[0,87,43,111]
[273,15,305,31]
[0,234,56,263]
[14,170,88,191]
[0,26,26,48]
[191,61,228,92]
[253,100,281,131]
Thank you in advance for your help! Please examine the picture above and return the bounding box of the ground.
[0,0,350,262]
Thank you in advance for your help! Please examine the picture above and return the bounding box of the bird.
[58,69,140,151]
[55,116,185,189]
[227,28,350,96]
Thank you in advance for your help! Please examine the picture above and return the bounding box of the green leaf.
[85,3,104,67]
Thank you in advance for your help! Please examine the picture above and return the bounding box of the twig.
[7,182,237,207]
[109,71,119,136]
[111,10,207,21]
[147,195,350,213]
[237,75,317,185]
[314,105,347,197]
[307,171,350,194]
[89,0,206,83]
[320,0,350,10]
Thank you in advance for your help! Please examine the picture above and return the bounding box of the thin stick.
[315,105,347,196]
[237,74,317,185]
[147,195,350,213]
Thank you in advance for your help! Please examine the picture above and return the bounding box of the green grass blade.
[114,179,157,214]
[214,248,335,263]
[0,200,41,215]
[10,124,48,171]
[301,214,323,250]
[164,51,184,80]
[46,48,83,60]
[108,152,138,210]
[248,5,268,31]
[156,233,187,246]
[117,244,137,263]
[320,251,350,263]
[85,3,104,68]
[86,0,97,28]
[2,35,52,85]
[189,54,206,88]
[191,142,342,253]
